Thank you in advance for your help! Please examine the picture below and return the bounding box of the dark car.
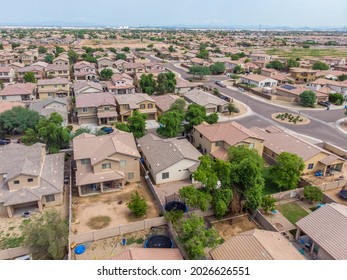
[100,126,114,134]
[318,101,331,108]
[0,138,11,145]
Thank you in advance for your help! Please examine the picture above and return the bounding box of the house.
[20,51,35,65]
[192,122,264,160]
[104,73,135,95]
[73,80,104,95]
[46,64,70,79]
[190,57,206,66]
[97,57,113,69]
[249,53,272,61]
[175,77,200,95]
[289,68,317,83]
[115,93,157,122]
[53,56,69,66]
[112,248,183,260]
[295,203,347,260]
[0,51,16,65]
[0,101,25,114]
[37,77,70,99]
[151,94,187,115]
[138,134,202,185]
[74,61,97,81]
[307,78,347,96]
[75,92,117,125]
[184,89,229,113]
[122,62,145,76]
[210,229,305,260]
[144,62,167,74]
[239,74,278,88]
[17,65,45,82]
[0,66,16,85]
[276,84,328,102]
[29,97,68,125]
[113,59,127,71]
[251,126,345,175]
[0,83,36,102]
[73,131,141,197]
[0,143,65,218]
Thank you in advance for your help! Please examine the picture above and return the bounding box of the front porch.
[78,179,124,197]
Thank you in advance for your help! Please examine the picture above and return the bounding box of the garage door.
[79,116,98,125]
[206,107,216,113]
[147,113,156,120]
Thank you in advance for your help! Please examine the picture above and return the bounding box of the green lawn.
[276,202,309,225]
[266,48,347,59]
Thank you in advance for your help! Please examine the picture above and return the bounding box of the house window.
[102,163,111,169]
[27,178,34,183]
[162,172,170,180]
[104,107,110,111]
[120,160,127,167]
[308,163,314,170]
[249,143,255,148]
[81,159,90,165]
[148,104,153,109]
[48,93,53,96]
[45,194,55,202]
[200,133,203,138]
[128,172,134,180]
[82,107,88,113]
[215,141,222,147]
[2,96,6,100]
[140,104,145,109]
[13,180,20,185]
[123,104,129,109]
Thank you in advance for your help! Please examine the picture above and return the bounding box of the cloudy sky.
[1,0,346,27]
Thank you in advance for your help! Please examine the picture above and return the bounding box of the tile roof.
[73,80,103,93]
[0,101,25,113]
[0,83,36,96]
[137,134,201,174]
[210,229,305,260]
[76,92,116,108]
[115,93,155,109]
[296,203,347,260]
[184,89,228,107]
[37,77,69,86]
[240,74,275,83]
[151,95,186,112]
[112,248,183,260]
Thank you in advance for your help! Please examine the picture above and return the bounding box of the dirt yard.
[211,215,258,241]
[77,39,169,49]
[325,188,347,206]
[72,177,161,234]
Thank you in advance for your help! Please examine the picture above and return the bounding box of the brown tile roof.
[184,89,228,107]
[240,74,275,83]
[151,94,186,112]
[210,229,305,260]
[296,203,347,260]
[0,83,36,96]
[0,101,25,113]
[76,92,116,108]
[112,248,183,260]
[73,80,103,93]
[115,93,155,109]
[37,77,69,86]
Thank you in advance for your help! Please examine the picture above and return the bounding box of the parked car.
[100,126,114,134]
[215,80,226,88]
[0,138,11,145]
[318,101,331,108]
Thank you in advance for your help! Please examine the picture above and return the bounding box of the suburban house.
[210,229,305,260]
[0,51,16,65]
[73,132,141,197]
[307,78,347,96]
[175,77,200,95]
[29,97,68,125]
[0,83,37,102]
[144,62,167,74]
[53,55,69,66]
[296,203,347,260]
[0,101,25,114]
[97,57,113,69]
[46,64,70,79]
[115,93,157,122]
[192,122,264,160]
[184,89,229,113]
[289,68,317,83]
[251,126,345,175]
[138,134,202,185]
[104,73,135,95]
[0,143,65,218]
[37,77,70,99]
[17,65,45,81]
[73,80,104,95]
[20,51,35,65]
[239,74,278,88]
[249,53,272,61]
[151,94,188,115]
[122,62,145,76]
[74,61,97,81]
[276,84,329,102]
[75,92,117,125]
[0,66,16,85]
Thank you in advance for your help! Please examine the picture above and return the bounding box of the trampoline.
[165,201,188,212]
[144,235,173,249]
[339,189,347,200]
[74,245,86,255]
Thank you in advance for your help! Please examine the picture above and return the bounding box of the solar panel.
[281,84,296,90]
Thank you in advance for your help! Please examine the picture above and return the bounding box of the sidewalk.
[335,118,347,135]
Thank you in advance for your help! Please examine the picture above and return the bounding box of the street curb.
[335,118,347,135]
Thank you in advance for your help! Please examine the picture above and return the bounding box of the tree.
[122,46,130,52]
[244,58,250,63]
[179,185,212,212]
[304,186,323,204]
[270,152,305,190]
[231,54,240,60]
[116,53,127,60]
[0,107,39,134]
[299,90,316,108]
[261,195,276,214]
[115,122,131,132]
[170,98,186,112]
[139,74,157,94]
[180,214,221,259]
[329,93,344,105]
[338,74,347,82]
[227,103,240,114]
[286,59,300,70]
[11,42,20,49]
[68,50,78,64]
[233,65,243,74]
[55,46,65,57]
[205,113,218,124]
[72,127,91,138]
[38,46,47,54]
[185,104,206,131]
[168,45,175,52]
[100,68,113,80]
[23,72,37,83]
[44,54,54,64]
[188,66,211,80]
[22,210,68,260]
[157,72,177,94]
[312,61,329,70]
[210,62,226,74]
[127,191,148,217]
[0,43,3,50]
[196,49,209,59]
[108,47,117,54]
[127,110,147,138]
[266,60,285,71]
[157,110,185,138]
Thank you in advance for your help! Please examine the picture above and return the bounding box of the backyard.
[276,202,309,225]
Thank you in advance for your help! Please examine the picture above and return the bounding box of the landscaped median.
[271,112,310,125]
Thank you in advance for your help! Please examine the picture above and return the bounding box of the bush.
[261,195,276,214]
[127,191,148,217]
[329,93,344,105]
[304,186,323,203]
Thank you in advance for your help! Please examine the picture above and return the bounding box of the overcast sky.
[1,0,346,27]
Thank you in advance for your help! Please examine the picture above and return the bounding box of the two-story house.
[0,143,65,218]
[73,131,141,197]
[53,55,69,66]
[97,57,113,69]
[104,73,135,95]
[75,91,117,125]
[289,67,317,83]
[74,61,97,81]
[17,65,45,82]
[46,64,70,79]
[122,62,145,76]
[0,83,37,102]
[37,77,70,99]
[115,93,157,122]
[0,66,16,85]
[73,80,104,95]
[192,122,264,160]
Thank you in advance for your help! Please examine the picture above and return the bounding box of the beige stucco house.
[0,83,37,102]
[73,132,141,197]
[37,77,70,99]
[184,89,229,113]
[104,73,135,95]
